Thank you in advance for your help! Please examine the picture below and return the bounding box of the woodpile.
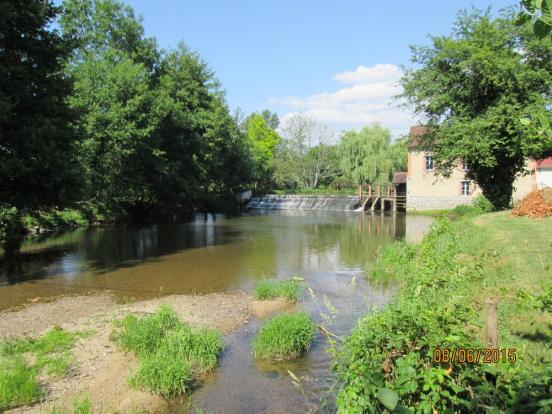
[511,188,552,218]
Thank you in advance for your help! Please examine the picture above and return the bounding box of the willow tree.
[338,125,407,185]
[401,9,552,209]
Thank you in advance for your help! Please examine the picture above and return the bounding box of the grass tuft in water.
[112,304,223,397]
[254,278,301,301]
[252,312,315,361]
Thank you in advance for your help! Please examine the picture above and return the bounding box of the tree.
[67,49,164,216]
[60,0,158,68]
[338,125,406,185]
[401,10,552,209]
[245,114,281,187]
[260,109,279,130]
[277,114,336,189]
[0,0,81,212]
[516,0,552,38]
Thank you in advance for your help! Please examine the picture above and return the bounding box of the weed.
[252,312,315,360]
[254,278,301,301]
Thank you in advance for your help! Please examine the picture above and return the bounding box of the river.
[0,210,433,413]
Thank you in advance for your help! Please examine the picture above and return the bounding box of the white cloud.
[270,63,416,137]
[333,64,402,85]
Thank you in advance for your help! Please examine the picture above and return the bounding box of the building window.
[425,155,434,171]
[461,180,470,195]
[462,160,468,170]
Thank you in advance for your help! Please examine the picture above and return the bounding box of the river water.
[0,210,433,413]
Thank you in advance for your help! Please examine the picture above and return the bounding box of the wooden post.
[485,298,498,348]
[387,186,391,198]
[377,186,381,197]
[368,185,372,197]
[392,186,397,212]
[358,185,362,202]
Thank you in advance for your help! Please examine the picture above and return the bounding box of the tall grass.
[254,279,301,301]
[252,312,315,361]
[111,304,223,397]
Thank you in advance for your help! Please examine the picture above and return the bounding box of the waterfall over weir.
[246,195,360,211]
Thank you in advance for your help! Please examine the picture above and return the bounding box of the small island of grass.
[253,279,301,301]
[252,312,315,361]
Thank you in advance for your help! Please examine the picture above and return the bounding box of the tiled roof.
[537,156,552,168]
[393,172,407,184]
[408,126,428,149]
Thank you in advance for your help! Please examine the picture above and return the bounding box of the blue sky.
[122,0,516,136]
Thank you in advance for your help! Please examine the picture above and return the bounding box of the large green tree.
[245,114,281,187]
[0,0,81,212]
[401,10,552,209]
[338,125,407,185]
[155,44,251,208]
[67,49,164,216]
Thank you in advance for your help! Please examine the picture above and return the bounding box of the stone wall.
[407,195,474,211]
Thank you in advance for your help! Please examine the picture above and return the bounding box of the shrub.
[252,312,315,361]
[472,194,494,213]
[112,305,223,396]
[254,279,301,301]
[452,203,479,217]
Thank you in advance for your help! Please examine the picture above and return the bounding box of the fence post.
[485,298,498,348]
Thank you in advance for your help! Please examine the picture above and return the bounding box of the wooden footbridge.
[357,184,406,212]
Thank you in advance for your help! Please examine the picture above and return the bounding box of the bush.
[254,279,301,301]
[112,305,223,396]
[252,312,315,361]
[472,195,494,213]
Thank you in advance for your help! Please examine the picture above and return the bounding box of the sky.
[121,0,517,137]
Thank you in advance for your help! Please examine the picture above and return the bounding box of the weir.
[247,185,406,212]
[246,195,360,211]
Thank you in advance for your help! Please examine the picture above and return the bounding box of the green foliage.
[245,114,281,187]
[335,215,552,413]
[401,9,552,209]
[254,279,301,301]
[338,125,407,185]
[0,355,40,410]
[112,304,223,396]
[472,195,494,213]
[0,0,82,212]
[516,0,552,38]
[0,327,84,410]
[0,205,21,241]
[252,312,315,361]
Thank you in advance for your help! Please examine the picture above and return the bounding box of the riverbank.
[335,211,552,412]
[0,291,289,412]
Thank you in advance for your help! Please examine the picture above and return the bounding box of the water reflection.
[0,211,429,311]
